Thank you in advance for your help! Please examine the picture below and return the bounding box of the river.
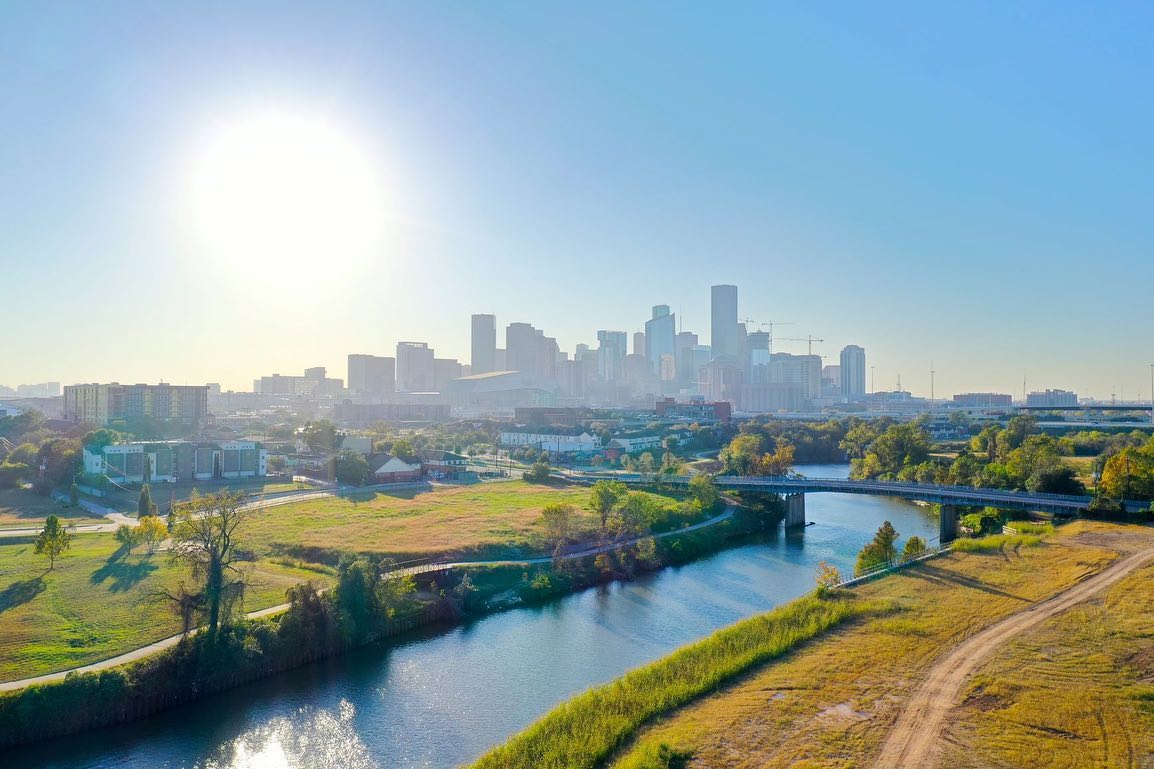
[9,464,939,769]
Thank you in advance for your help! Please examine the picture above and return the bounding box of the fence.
[833,544,952,589]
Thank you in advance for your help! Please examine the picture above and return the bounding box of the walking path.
[0,502,736,691]
[871,544,1154,768]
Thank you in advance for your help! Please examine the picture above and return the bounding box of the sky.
[1,1,1153,399]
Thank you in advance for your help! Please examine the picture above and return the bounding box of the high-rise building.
[1026,389,1078,407]
[840,345,866,398]
[822,364,842,397]
[63,383,209,425]
[16,382,61,398]
[396,342,436,392]
[506,322,559,381]
[645,305,676,381]
[347,354,396,398]
[632,331,646,357]
[433,358,463,392]
[471,314,497,375]
[710,284,739,361]
[596,330,628,382]
[747,331,771,384]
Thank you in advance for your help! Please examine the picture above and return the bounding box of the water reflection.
[12,464,936,769]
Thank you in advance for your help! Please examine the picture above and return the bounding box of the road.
[871,544,1154,768]
[0,501,736,691]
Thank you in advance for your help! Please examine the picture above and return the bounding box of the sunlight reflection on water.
[207,701,377,769]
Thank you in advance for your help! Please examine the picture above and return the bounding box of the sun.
[190,114,385,280]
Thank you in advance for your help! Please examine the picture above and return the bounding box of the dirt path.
[872,544,1154,769]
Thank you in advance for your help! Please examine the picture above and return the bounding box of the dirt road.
[871,544,1154,768]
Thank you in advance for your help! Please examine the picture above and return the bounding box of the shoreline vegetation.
[467,520,1154,769]
[0,479,777,750]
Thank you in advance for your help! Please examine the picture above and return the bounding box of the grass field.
[0,488,106,527]
[943,543,1154,768]
[468,521,1150,769]
[245,480,680,562]
[0,533,330,682]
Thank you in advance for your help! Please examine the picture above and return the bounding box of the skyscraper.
[396,342,435,392]
[596,330,628,382]
[840,345,866,398]
[506,322,559,380]
[347,354,396,398]
[645,305,676,381]
[471,314,496,375]
[710,284,739,360]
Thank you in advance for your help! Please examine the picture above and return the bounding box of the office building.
[645,305,677,382]
[433,358,463,391]
[596,331,628,382]
[632,331,646,357]
[347,354,396,398]
[17,382,61,398]
[471,314,497,375]
[255,368,343,398]
[1026,389,1078,407]
[63,383,209,425]
[83,440,267,482]
[953,392,1013,408]
[840,345,867,398]
[710,284,739,360]
[822,365,842,397]
[396,342,436,392]
[506,322,559,381]
[655,398,732,422]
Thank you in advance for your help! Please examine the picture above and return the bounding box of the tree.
[523,462,552,483]
[854,521,899,576]
[756,443,795,476]
[167,492,251,640]
[137,515,168,554]
[638,452,657,478]
[613,492,654,536]
[34,515,72,570]
[720,434,763,475]
[814,560,842,593]
[138,484,158,518]
[390,438,417,463]
[301,420,344,454]
[116,523,142,551]
[69,482,79,508]
[541,503,575,551]
[590,479,628,530]
[334,450,370,486]
[902,536,927,560]
[688,473,720,511]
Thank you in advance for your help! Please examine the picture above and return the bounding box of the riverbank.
[467,520,1154,769]
[0,490,774,750]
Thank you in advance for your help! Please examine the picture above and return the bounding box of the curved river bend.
[10,465,938,769]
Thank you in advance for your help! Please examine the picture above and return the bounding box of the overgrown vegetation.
[469,595,878,769]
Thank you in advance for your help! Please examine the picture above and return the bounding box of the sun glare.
[190,114,384,281]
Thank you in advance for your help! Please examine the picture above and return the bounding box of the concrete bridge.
[563,472,1146,543]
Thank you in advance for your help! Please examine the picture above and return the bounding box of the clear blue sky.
[2,1,1152,399]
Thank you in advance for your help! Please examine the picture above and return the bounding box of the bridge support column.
[940,504,958,544]
[785,493,806,528]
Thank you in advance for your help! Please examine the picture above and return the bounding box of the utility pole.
[930,361,935,405]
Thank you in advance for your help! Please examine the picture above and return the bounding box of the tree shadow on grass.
[907,564,1032,602]
[0,576,46,613]
[90,546,158,593]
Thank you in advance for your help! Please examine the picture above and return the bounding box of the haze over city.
[3,2,1154,398]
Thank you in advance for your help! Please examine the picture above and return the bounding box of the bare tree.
[166,491,252,639]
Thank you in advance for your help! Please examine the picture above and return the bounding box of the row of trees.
[846,416,1086,496]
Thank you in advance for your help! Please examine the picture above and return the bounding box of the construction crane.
[777,335,825,356]
[740,319,795,354]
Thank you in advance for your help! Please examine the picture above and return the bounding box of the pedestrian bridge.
[563,472,1143,543]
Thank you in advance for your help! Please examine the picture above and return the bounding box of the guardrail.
[833,544,952,588]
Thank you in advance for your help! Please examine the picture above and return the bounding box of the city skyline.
[3,3,1153,398]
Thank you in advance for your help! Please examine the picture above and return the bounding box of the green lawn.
[0,534,329,682]
[0,488,106,527]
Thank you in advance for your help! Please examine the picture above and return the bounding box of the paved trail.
[0,502,736,691]
[871,544,1154,768]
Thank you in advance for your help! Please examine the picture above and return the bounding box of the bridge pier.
[939,504,958,544]
[784,493,806,528]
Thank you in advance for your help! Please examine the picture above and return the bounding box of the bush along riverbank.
[0,555,447,749]
[470,593,889,769]
[0,489,782,749]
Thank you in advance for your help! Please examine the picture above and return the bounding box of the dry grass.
[0,488,107,527]
[603,520,1148,769]
[245,480,617,561]
[943,556,1154,768]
